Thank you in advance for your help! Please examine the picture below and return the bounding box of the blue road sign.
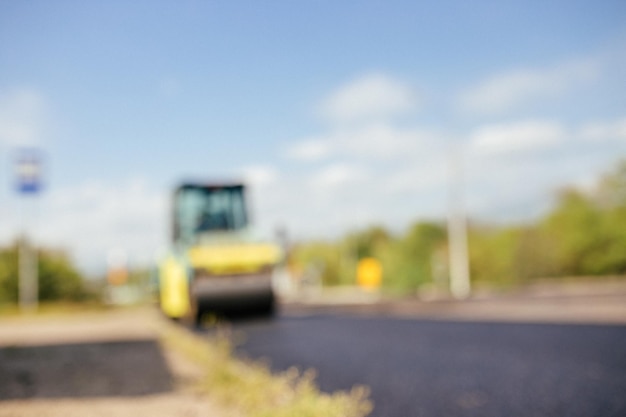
[15,149,43,194]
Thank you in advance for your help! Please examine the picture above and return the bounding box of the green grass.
[158,320,373,417]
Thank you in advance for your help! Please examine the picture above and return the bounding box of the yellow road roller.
[158,182,281,324]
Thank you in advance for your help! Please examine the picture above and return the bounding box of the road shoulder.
[0,308,223,417]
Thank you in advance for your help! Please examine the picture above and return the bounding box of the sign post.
[447,148,471,299]
[15,149,43,313]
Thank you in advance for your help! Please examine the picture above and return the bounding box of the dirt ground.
[285,280,626,325]
[0,308,222,417]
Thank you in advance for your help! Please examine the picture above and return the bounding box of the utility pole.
[15,149,42,313]
[19,234,37,312]
[447,147,471,299]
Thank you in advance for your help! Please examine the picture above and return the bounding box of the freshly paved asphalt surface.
[219,313,626,417]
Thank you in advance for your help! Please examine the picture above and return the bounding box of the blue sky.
[1,1,625,274]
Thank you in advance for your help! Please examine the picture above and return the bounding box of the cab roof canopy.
[176,181,245,192]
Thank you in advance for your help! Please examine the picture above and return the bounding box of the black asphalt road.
[220,314,626,417]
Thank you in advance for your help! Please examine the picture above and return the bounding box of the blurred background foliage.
[0,241,90,304]
[293,159,626,294]
[0,160,625,304]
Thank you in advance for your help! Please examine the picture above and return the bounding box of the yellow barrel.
[357,257,383,291]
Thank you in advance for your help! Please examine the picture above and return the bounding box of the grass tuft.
[158,319,372,417]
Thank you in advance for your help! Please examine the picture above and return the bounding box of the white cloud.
[285,123,442,162]
[310,163,366,190]
[458,59,600,114]
[318,73,418,124]
[251,166,446,239]
[285,138,332,161]
[580,117,626,141]
[274,72,450,237]
[338,124,436,158]
[265,56,623,240]
[470,120,566,155]
[16,178,169,274]
[241,165,278,187]
[0,88,47,146]
[385,160,448,194]
[285,73,433,164]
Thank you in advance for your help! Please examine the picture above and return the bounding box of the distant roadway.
[206,295,626,417]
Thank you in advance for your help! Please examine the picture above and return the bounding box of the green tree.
[0,245,19,303]
[38,249,87,301]
[292,159,626,294]
[381,221,446,293]
[542,188,609,275]
[0,241,88,304]
[537,160,626,277]
[292,241,343,286]
[468,225,520,286]
[343,225,392,259]
[512,226,558,281]
[596,159,626,208]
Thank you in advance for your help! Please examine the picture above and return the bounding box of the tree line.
[1,159,624,303]
[293,159,626,294]
[0,240,89,304]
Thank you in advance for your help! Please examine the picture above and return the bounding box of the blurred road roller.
[158,182,282,325]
